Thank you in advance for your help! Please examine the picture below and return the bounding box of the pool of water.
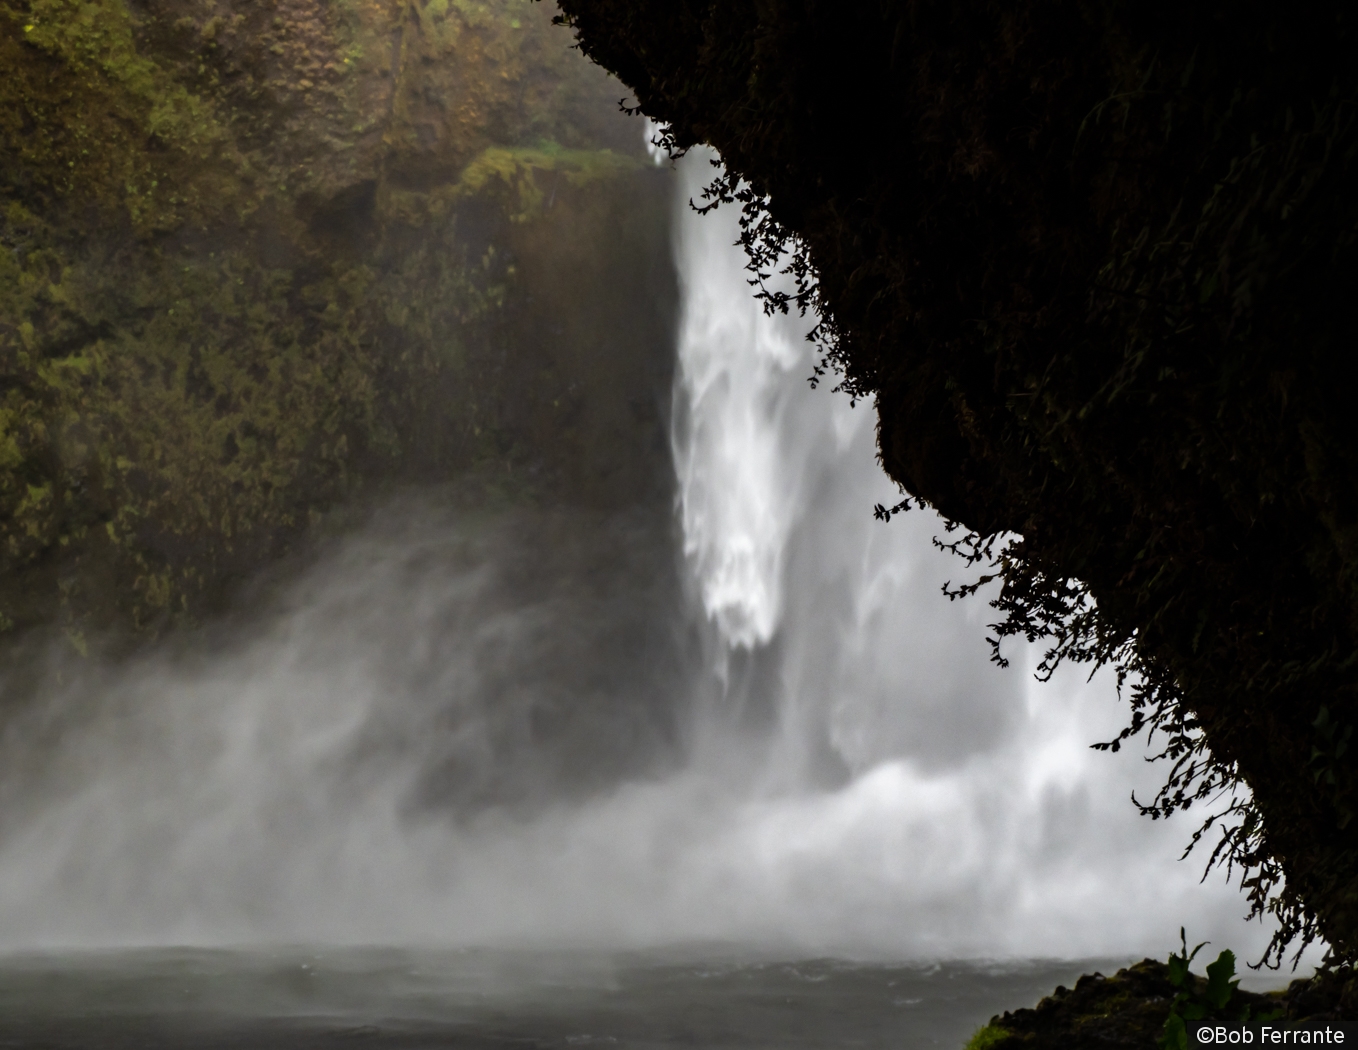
[0,946,1137,1049]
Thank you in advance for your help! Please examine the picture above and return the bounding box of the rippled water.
[0,948,1133,1049]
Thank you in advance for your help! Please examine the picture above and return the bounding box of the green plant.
[1160,929,1282,1050]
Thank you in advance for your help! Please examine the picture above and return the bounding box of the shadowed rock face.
[552,0,1358,958]
[1,0,677,639]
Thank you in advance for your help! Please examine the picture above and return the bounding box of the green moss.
[2,0,247,235]
[382,144,639,226]
[1,0,665,642]
[964,1023,1014,1050]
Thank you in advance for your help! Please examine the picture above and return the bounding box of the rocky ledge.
[971,961,1358,1050]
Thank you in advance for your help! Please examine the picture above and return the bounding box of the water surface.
[0,947,1133,1049]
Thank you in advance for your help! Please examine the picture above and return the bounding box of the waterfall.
[663,148,1274,956]
[0,150,1281,964]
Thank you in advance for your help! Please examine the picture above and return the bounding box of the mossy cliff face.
[1,0,675,641]
[554,0,1358,959]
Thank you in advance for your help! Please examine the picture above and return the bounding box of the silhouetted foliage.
[552,0,1358,963]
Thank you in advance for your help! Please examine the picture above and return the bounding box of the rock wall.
[1,0,675,642]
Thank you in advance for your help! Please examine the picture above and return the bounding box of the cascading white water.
[0,147,1289,965]
[671,185,804,651]
[665,148,1280,957]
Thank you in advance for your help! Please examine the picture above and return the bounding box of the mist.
[0,146,1288,972]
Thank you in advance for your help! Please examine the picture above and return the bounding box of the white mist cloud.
[0,151,1309,984]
